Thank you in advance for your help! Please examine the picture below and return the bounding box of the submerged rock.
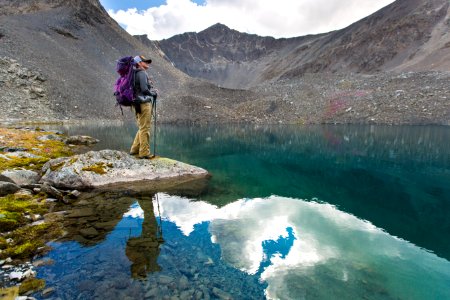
[40,150,209,193]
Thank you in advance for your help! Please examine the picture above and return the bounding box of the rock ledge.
[40,150,209,192]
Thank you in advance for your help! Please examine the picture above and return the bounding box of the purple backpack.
[114,56,136,111]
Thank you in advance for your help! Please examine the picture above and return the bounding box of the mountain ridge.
[0,0,448,125]
[158,0,450,89]
[0,0,217,122]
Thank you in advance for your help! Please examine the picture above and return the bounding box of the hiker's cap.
[133,55,152,64]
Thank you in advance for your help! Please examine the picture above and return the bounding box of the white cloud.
[107,0,395,40]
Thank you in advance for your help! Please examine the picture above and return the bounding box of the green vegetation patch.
[0,127,73,172]
[0,156,50,172]
[82,162,108,174]
[1,222,64,260]
[68,157,78,165]
[19,278,46,295]
[0,194,47,232]
[0,193,63,261]
[49,161,65,171]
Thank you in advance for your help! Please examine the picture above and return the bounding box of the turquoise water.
[34,124,450,299]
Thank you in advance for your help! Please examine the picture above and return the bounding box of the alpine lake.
[31,123,450,300]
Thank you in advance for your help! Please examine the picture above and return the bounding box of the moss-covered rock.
[1,222,63,260]
[0,193,63,260]
[81,162,107,174]
[41,150,210,193]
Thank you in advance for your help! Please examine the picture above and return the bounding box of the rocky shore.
[0,127,209,298]
[0,58,60,123]
[247,71,450,125]
[1,53,448,125]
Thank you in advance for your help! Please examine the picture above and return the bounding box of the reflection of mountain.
[157,194,450,300]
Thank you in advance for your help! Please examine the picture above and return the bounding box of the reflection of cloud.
[157,193,222,235]
[158,194,450,300]
[123,202,144,218]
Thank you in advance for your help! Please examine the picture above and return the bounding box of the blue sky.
[100,0,205,11]
[100,0,395,40]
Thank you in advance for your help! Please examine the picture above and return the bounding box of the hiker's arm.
[137,71,152,96]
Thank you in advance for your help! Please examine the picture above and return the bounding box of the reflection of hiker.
[130,55,158,159]
[125,197,163,279]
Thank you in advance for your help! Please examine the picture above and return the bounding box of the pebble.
[159,275,174,284]
[32,259,54,267]
[178,275,189,290]
[145,287,159,298]
[41,287,55,297]
[212,287,233,300]
[9,271,24,280]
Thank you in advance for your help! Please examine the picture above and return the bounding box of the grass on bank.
[0,127,73,172]
[0,193,64,261]
[0,127,72,261]
[0,127,76,296]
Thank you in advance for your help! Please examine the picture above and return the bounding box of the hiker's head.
[134,55,152,70]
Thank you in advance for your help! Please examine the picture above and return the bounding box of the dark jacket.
[134,69,151,97]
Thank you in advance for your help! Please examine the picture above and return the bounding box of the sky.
[100,0,395,40]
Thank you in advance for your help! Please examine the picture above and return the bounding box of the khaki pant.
[130,102,153,157]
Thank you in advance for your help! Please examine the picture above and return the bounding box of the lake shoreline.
[0,126,209,297]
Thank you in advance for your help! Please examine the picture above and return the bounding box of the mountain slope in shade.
[0,0,237,122]
[158,0,450,89]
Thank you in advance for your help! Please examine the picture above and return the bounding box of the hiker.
[129,55,158,159]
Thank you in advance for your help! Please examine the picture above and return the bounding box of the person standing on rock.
[130,55,158,159]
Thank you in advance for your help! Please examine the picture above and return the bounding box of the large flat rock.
[40,150,209,193]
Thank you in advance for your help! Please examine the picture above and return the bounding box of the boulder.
[37,134,64,142]
[40,150,209,193]
[40,182,64,201]
[65,135,99,145]
[0,181,20,196]
[1,169,40,186]
[0,174,15,183]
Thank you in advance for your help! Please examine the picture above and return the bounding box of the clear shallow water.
[34,124,450,299]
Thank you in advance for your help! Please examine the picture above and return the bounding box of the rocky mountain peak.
[200,23,233,35]
[159,0,450,88]
[0,0,108,24]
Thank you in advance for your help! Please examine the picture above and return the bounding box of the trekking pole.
[155,193,163,240]
[152,97,157,157]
